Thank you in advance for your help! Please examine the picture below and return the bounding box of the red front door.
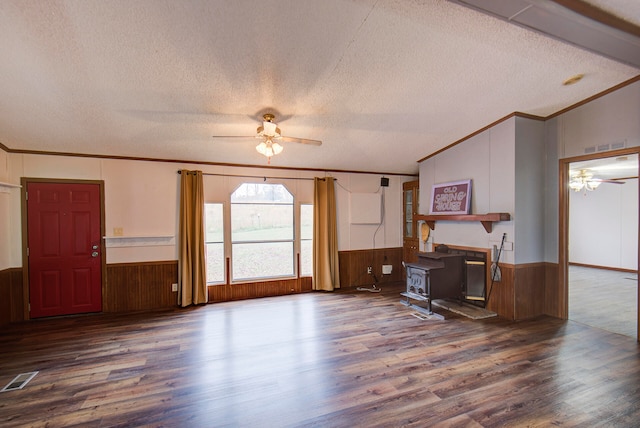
[27,182,103,318]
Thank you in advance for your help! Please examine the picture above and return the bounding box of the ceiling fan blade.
[592,178,625,184]
[212,135,322,146]
[211,135,256,141]
[281,136,322,146]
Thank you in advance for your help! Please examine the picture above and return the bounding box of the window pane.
[301,204,313,239]
[231,204,293,241]
[205,203,224,284]
[230,183,295,282]
[205,203,224,242]
[300,204,313,277]
[231,183,293,204]
[300,239,313,277]
[206,243,225,283]
[232,242,294,279]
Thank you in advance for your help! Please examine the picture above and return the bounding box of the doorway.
[23,180,105,318]
[560,149,639,340]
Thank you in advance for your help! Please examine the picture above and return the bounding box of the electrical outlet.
[367,266,372,274]
[113,227,123,236]
[171,283,178,292]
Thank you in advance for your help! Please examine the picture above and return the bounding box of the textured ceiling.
[0,0,638,175]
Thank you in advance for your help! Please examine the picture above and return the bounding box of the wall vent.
[611,140,626,150]
[584,146,596,154]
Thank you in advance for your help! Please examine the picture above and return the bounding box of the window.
[231,183,294,281]
[205,203,225,283]
[300,204,313,276]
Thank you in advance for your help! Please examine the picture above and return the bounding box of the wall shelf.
[414,213,511,233]
[103,235,175,248]
[0,181,21,194]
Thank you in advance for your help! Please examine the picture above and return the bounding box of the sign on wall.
[429,179,472,215]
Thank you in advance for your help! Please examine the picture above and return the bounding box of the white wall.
[558,82,640,159]
[569,178,638,270]
[548,79,640,266]
[514,117,546,264]
[0,149,18,270]
[543,118,560,263]
[4,152,413,267]
[334,172,404,251]
[419,118,517,264]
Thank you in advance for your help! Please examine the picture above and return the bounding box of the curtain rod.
[177,170,334,181]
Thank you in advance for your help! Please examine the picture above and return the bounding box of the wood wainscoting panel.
[486,264,514,320]
[139,262,179,309]
[338,247,403,289]
[299,276,313,293]
[105,264,141,312]
[544,262,561,318]
[0,267,24,326]
[514,263,546,320]
[208,277,312,303]
[485,263,550,321]
[104,261,178,312]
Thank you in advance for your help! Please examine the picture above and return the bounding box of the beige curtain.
[178,169,208,307]
[313,177,340,291]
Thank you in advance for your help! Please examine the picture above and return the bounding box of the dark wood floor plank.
[1,282,640,427]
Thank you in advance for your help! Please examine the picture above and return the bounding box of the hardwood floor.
[569,265,637,338]
[2,283,640,427]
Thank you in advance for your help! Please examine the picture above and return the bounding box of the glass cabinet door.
[404,189,413,238]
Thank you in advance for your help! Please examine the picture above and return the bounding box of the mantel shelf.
[414,213,511,233]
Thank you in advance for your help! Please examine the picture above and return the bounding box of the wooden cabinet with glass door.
[403,180,419,265]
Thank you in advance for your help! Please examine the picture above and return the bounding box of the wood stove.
[402,246,465,318]
[402,244,489,317]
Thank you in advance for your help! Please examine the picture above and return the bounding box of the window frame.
[299,203,313,277]
[204,181,313,285]
[204,202,226,285]
[230,182,296,282]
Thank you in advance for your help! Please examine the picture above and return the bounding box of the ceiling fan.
[212,113,322,164]
[569,169,625,192]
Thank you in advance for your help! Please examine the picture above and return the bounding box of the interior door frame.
[20,177,106,320]
[559,146,640,341]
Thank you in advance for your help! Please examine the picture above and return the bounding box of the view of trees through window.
[231,183,294,280]
[204,183,312,283]
[205,203,224,283]
[300,204,313,276]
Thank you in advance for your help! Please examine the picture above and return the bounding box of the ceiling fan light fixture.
[256,137,283,163]
[569,180,584,192]
[256,141,268,155]
[256,113,281,139]
[585,180,601,191]
[272,141,283,154]
[569,169,603,192]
